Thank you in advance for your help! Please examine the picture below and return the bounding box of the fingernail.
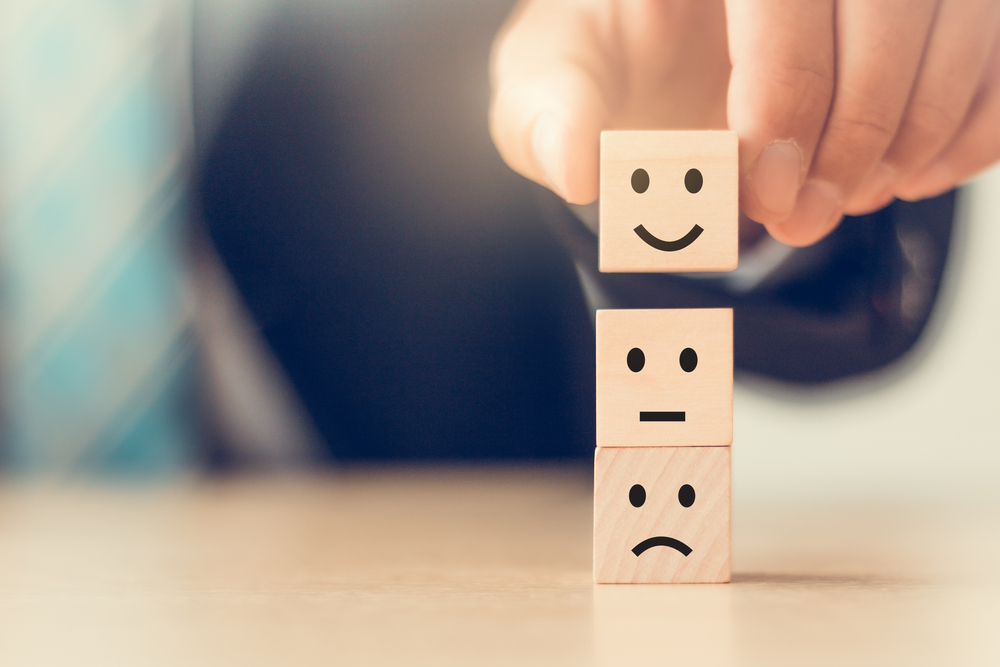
[750,140,803,217]
[848,163,896,211]
[532,114,565,197]
[786,180,842,244]
[897,159,956,201]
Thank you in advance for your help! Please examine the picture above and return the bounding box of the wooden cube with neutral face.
[597,308,732,448]
[594,446,730,584]
[599,131,738,273]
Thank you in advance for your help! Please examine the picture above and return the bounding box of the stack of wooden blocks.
[593,131,738,584]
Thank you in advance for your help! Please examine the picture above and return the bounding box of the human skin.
[489,0,1000,247]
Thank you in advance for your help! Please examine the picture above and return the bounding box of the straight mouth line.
[639,412,685,422]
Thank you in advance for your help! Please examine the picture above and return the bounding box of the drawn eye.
[685,168,703,193]
[629,484,646,507]
[631,168,649,194]
[679,347,697,372]
[627,348,645,372]
[678,484,695,508]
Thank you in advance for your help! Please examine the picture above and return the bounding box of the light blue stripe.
[6,204,194,472]
[81,333,197,475]
[2,0,196,475]
[9,178,188,380]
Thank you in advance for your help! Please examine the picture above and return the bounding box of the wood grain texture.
[0,469,996,664]
[594,446,730,584]
[597,308,732,448]
[599,130,737,273]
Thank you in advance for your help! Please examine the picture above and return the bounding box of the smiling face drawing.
[594,446,730,584]
[596,309,732,448]
[599,131,737,273]
[630,166,706,252]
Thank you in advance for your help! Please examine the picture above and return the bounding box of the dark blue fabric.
[198,4,593,461]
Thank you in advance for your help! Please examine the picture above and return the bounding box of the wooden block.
[597,309,732,448]
[594,446,730,584]
[599,130,738,273]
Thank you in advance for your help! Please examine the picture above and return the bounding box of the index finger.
[489,1,610,204]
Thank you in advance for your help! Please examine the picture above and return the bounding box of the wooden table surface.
[0,465,997,666]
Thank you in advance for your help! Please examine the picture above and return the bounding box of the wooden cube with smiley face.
[599,130,738,273]
[594,445,730,584]
[596,308,732,448]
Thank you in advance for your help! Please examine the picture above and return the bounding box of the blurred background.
[0,0,996,509]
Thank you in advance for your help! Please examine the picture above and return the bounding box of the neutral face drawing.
[596,309,733,448]
[594,446,730,584]
[599,131,738,273]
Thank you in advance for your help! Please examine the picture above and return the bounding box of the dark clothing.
[545,190,956,384]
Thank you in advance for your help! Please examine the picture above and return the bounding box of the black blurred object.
[198,2,955,461]
[547,189,956,383]
[198,2,594,461]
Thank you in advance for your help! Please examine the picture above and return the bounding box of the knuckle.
[766,61,836,107]
[899,97,964,143]
[815,107,900,178]
[826,110,898,150]
[741,58,836,127]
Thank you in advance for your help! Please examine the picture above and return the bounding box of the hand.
[489,0,1000,247]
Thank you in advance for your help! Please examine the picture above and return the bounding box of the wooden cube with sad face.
[594,446,730,584]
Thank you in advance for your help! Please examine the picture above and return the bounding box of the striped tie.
[0,0,198,473]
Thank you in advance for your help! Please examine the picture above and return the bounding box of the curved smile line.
[634,224,704,251]
[632,536,692,557]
